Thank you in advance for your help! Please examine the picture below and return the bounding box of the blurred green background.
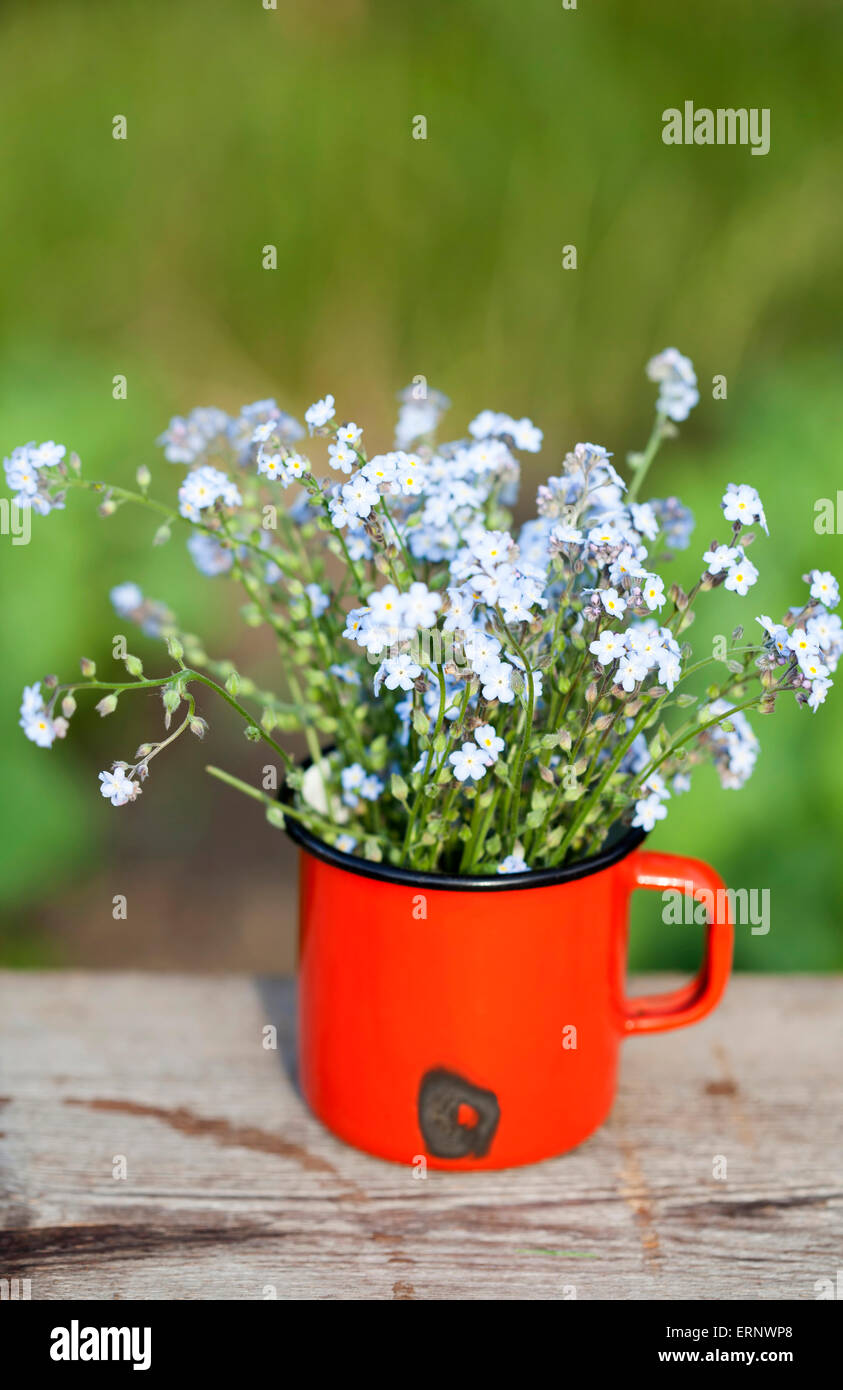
[1,0,841,972]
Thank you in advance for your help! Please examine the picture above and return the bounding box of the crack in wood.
[392,1279,416,1298]
[616,1141,663,1266]
[710,1042,755,1148]
[670,1192,843,1221]
[704,1079,738,1096]
[0,1220,289,1267]
[63,1097,340,1177]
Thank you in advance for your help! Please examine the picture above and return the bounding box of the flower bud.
[43,673,59,690]
[136,464,152,490]
[125,655,143,677]
[95,694,118,717]
[166,635,184,662]
[80,657,96,678]
[225,671,240,697]
[189,717,208,739]
[585,682,598,704]
[61,694,77,719]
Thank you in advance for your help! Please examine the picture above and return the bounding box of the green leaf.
[241,604,263,629]
[647,725,669,760]
[412,710,430,737]
[390,772,409,802]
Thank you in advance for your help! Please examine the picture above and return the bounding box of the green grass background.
[0,0,841,969]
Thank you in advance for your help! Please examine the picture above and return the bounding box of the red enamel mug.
[286,822,734,1170]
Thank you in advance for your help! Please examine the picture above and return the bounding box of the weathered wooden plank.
[0,972,840,1300]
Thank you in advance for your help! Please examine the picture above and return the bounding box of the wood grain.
[0,972,840,1300]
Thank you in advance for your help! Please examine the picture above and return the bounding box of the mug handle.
[620,849,734,1035]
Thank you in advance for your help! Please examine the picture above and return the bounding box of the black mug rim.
[281,769,647,891]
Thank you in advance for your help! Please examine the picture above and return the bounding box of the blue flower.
[498,854,528,873]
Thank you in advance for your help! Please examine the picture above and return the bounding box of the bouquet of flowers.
[8,349,839,874]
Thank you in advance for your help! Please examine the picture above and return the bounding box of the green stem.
[461,784,502,872]
[66,477,285,569]
[401,665,448,863]
[627,411,667,505]
[507,663,535,853]
[378,496,415,581]
[629,687,765,795]
[55,665,295,768]
[549,698,660,866]
[205,764,384,844]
